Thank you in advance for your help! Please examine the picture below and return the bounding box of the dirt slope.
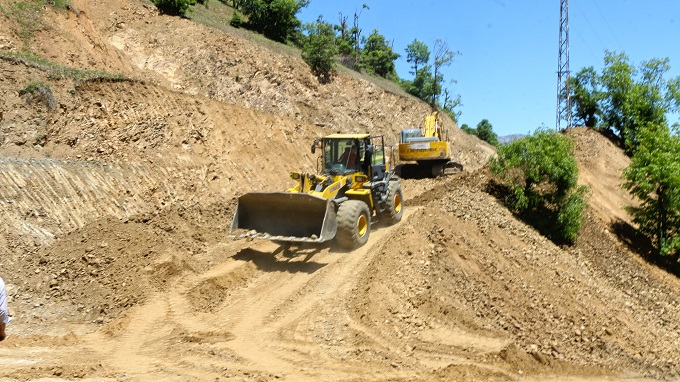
[0,1,679,381]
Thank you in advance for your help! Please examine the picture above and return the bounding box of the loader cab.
[324,139,359,175]
[318,134,388,181]
[321,134,371,176]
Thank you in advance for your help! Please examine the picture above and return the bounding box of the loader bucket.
[230,192,337,243]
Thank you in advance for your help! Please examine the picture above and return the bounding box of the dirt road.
[2,209,438,381]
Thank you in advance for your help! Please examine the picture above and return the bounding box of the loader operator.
[340,146,358,168]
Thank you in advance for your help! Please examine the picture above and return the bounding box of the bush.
[301,19,336,83]
[152,0,197,16]
[229,11,242,27]
[237,0,309,43]
[19,82,57,111]
[491,129,588,245]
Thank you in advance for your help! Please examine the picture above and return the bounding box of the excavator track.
[395,160,463,179]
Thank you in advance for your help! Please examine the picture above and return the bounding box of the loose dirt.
[0,1,679,381]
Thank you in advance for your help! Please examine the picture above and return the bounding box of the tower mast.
[557,0,572,130]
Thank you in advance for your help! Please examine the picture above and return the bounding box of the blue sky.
[298,0,680,137]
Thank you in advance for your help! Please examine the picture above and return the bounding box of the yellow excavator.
[395,111,463,178]
[231,133,403,249]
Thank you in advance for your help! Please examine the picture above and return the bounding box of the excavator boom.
[423,112,442,139]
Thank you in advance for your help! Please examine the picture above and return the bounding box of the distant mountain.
[498,134,527,144]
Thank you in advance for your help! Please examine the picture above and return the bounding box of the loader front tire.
[380,180,403,225]
[336,200,371,249]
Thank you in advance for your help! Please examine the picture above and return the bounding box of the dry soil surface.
[0,1,679,381]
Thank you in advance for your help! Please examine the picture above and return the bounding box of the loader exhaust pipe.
[230,192,337,243]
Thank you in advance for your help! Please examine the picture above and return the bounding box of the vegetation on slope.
[569,51,680,260]
[491,129,588,245]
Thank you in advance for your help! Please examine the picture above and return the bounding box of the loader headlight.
[290,172,301,180]
[354,175,367,183]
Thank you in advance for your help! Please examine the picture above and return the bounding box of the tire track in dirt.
[73,240,253,380]
[101,296,169,375]
[197,210,418,381]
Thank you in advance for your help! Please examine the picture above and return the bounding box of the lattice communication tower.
[556,0,572,129]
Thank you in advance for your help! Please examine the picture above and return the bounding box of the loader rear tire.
[336,200,371,249]
[380,180,403,225]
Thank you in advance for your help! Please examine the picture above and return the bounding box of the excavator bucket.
[230,192,337,243]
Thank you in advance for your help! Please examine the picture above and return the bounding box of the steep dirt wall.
[0,0,492,170]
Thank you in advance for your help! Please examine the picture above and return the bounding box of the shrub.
[229,11,242,28]
[152,0,197,16]
[301,19,336,83]
[237,0,308,43]
[491,129,588,245]
[19,82,58,110]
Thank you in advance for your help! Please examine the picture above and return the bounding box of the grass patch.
[34,132,48,146]
[187,0,236,29]
[1,52,129,82]
[19,81,58,110]
[187,2,302,59]
[10,1,46,48]
[340,66,413,98]
[4,0,72,50]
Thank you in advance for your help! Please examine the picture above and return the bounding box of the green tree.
[405,39,429,76]
[153,0,197,16]
[460,123,474,134]
[569,66,601,127]
[401,66,434,103]
[599,51,634,139]
[359,29,400,78]
[334,12,353,56]
[301,18,337,83]
[400,38,460,117]
[475,119,499,146]
[333,5,368,69]
[622,123,680,259]
[598,51,679,153]
[402,39,432,102]
[237,0,309,43]
[491,129,588,244]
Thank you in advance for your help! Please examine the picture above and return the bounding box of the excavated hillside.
[0,1,679,381]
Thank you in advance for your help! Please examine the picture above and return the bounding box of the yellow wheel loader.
[230,133,403,249]
[395,111,464,178]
